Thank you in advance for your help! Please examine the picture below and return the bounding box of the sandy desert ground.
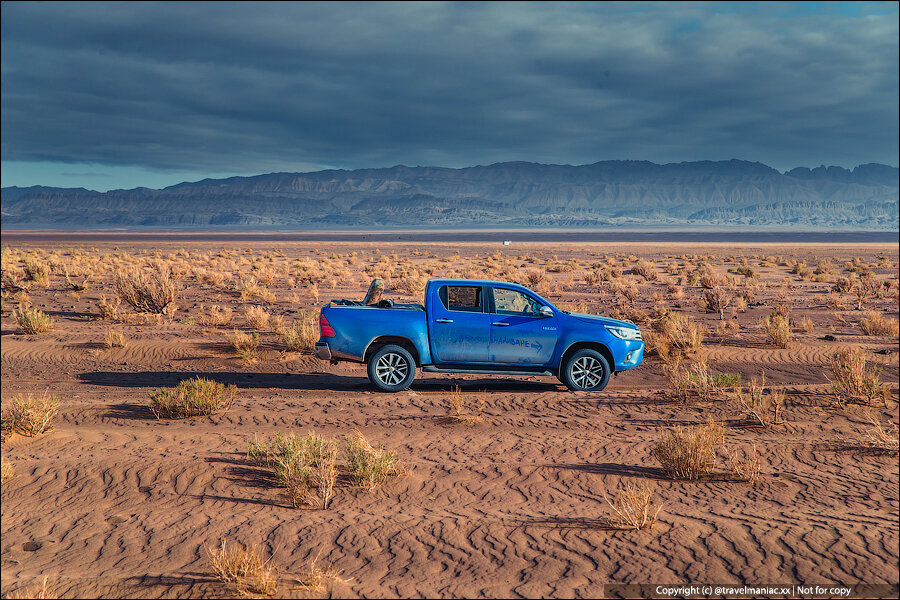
[1,235,898,599]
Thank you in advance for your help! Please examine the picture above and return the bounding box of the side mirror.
[539,306,554,318]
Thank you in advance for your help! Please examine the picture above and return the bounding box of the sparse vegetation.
[445,385,486,424]
[207,540,278,596]
[248,431,339,508]
[602,481,663,530]
[344,431,407,491]
[281,311,318,353]
[859,311,899,336]
[227,329,260,361]
[862,413,899,454]
[104,327,127,349]
[1,460,14,483]
[13,305,53,334]
[828,346,891,407]
[1,391,59,437]
[761,312,792,348]
[651,419,725,480]
[114,264,178,315]
[664,356,740,402]
[148,377,236,419]
[731,373,785,429]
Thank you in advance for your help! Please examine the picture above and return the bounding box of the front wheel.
[561,349,610,392]
[367,344,416,392]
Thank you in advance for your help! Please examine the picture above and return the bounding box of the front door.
[488,287,558,365]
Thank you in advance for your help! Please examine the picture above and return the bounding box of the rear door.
[488,286,558,365]
[429,284,492,363]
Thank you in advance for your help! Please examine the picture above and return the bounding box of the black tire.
[560,349,611,392]
[367,344,416,392]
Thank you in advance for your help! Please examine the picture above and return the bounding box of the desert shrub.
[727,445,762,483]
[248,431,339,508]
[64,268,92,291]
[148,377,236,419]
[197,304,233,327]
[1,460,13,483]
[239,278,275,303]
[698,287,732,319]
[761,313,792,348]
[854,276,880,310]
[859,311,899,337]
[832,277,853,293]
[796,316,814,333]
[602,482,663,530]
[281,311,318,353]
[245,305,271,330]
[114,264,177,315]
[664,356,739,402]
[446,385,486,424]
[13,306,53,334]
[1,391,59,436]
[104,327,127,349]
[227,330,260,361]
[22,258,50,285]
[651,419,725,480]
[207,540,278,596]
[647,313,703,361]
[727,265,755,278]
[698,272,721,289]
[98,295,121,320]
[731,373,785,429]
[343,431,406,491]
[828,346,891,407]
[631,260,658,281]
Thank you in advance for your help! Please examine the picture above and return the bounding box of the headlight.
[605,325,642,340]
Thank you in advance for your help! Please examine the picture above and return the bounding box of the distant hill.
[2,160,898,229]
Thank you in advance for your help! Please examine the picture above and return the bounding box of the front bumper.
[615,341,644,371]
[315,341,332,361]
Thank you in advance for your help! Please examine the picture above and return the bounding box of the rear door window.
[439,285,484,312]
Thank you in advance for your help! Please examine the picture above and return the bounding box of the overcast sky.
[1,1,898,191]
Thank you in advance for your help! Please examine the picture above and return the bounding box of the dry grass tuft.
[207,540,278,596]
[248,431,339,508]
[104,327,127,349]
[227,330,260,361]
[646,313,703,361]
[761,312,792,348]
[664,356,740,403]
[344,431,407,492]
[602,481,663,530]
[1,460,14,483]
[148,377,236,419]
[862,413,899,454]
[651,419,725,480]
[446,385,486,424]
[281,311,318,353]
[97,295,121,320]
[114,264,178,315]
[197,304,233,327]
[295,554,348,593]
[1,391,59,437]
[244,305,272,330]
[859,311,899,336]
[727,444,762,483]
[731,373,785,429]
[828,346,891,407]
[13,305,53,334]
[5,577,56,599]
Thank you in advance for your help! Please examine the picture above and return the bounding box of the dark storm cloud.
[2,1,898,174]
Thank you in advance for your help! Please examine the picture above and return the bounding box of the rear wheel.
[367,344,416,392]
[561,349,610,392]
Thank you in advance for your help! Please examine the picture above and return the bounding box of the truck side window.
[493,288,541,316]
[440,286,483,312]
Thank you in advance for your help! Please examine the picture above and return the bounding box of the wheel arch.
[559,341,615,374]
[364,336,422,366]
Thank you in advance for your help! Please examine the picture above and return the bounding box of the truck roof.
[427,278,530,288]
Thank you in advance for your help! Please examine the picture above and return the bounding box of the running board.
[423,366,554,376]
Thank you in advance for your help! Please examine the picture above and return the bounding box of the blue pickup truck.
[315,279,644,392]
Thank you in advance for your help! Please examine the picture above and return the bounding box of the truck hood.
[569,313,639,330]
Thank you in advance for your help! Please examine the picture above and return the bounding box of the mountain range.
[2,159,898,230]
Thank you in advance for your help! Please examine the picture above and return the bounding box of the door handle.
[492,322,510,326]
[435,318,454,323]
